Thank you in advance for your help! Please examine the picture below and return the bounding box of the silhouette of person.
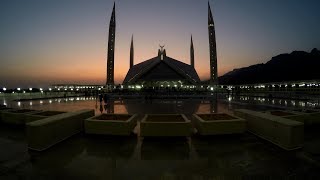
[99,94,103,103]
[103,93,110,105]
[99,104,103,113]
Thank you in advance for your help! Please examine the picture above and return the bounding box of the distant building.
[123,46,200,87]
[106,2,218,87]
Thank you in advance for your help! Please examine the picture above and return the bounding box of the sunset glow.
[1,0,320,88]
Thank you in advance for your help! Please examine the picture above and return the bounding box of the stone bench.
[1,109,42,125]
[140,114,192,137]
[234,109,304,150]
[192,113,246,135]
[84,114,138,135]
[26,109,94,151]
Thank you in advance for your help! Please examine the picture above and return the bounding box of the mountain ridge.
[218,48,320,85]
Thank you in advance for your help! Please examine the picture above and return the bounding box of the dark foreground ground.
[1,96,320,179]
[1,123,320,180]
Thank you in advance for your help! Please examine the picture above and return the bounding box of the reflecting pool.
[2,94,319,116]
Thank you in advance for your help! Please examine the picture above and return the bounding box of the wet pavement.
[1,97,320,179]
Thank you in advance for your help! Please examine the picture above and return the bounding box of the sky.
[1,0,320,88]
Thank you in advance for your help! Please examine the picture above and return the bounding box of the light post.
[17,88,21,98]
[29,88,32,96]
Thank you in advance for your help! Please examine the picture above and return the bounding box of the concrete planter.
[284,111,320,125]
[26,109,94,151]
[25,111,66,124]
[0,107,13,122]
[1,109,42,125]
[192,113,246,135]
[140,114,192,137]
[234,109,304,150]
[264,110,301,117]
[84,114,138,135]
[265,110,320,125]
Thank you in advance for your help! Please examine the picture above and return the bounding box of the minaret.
[106,2,116,85]
[190,35,194,67]
[208,2,218,85]
[130,35,134,68]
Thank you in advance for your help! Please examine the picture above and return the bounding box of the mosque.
[106,2,218,88]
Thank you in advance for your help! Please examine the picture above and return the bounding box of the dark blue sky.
[1,0,320,88]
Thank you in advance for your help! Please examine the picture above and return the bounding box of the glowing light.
[135,85,141,89]
[49,100,52,104]
[210,87,214,91]
[3,87,6,91]
[40,88,43,91]
[40,100,43,104]
[71,88,74,91]
[58,88,60,91]
[49,88,52,91]
[18,102,21,107]
[30,101,32,106]
[29,88,32,91]
[98,88,101,90]
[17,88,21,91]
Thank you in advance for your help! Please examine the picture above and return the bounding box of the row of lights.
[54,86,103,89]
[239,83,320,89]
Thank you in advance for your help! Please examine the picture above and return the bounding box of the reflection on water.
[230,95,320,109]
[2,94,320,115]
[141,138,189,160]
[1,95,320,179]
